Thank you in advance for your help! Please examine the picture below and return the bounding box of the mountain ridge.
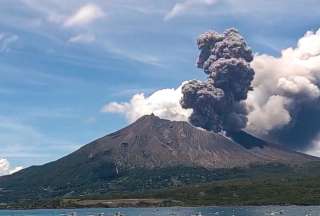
[73,113,316,169]
[0,114,318,204]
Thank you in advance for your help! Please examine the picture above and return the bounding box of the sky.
[1,0,320,174]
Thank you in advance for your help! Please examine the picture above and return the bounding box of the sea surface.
[0,206,318,216]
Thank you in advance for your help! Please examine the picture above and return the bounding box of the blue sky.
[1,0,320,171]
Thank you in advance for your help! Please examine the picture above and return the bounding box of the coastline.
[0,198,318,210]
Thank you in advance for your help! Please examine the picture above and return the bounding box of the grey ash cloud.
[104,27,320,155]
[180,28,255,132]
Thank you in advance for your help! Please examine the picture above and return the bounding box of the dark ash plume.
[181,28,255,132]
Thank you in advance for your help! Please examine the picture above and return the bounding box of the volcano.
[0,114,318,204]
[70,114,316,169]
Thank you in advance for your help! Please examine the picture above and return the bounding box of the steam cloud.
[180,29,254,132]
[102,83,192,123]
[0,158,23,176]
[247,28,320,150]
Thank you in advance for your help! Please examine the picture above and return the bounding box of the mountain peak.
[74,115,317,170]
[134,113,160,123]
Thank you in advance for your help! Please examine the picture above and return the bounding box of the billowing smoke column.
[180,28,255,132]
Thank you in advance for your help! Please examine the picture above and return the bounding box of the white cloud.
[164,0,218,20]
[246,28,320,135]
[277,76,320,99]
[246,95,291,134]
[103,41,162,66]
[305,134,320,157]
[0,33,19,53]
[0,158,22,176]
[9,166,23,175]
[64,4,105,27]
[102,82,192,123]
[0,159,9,175]
[68,33,95,43]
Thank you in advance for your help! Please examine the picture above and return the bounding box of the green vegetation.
[2,162,320,209]
[152,176,320,205]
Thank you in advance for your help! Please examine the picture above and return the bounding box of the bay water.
[0,206,318,216]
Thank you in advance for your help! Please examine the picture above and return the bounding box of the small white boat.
[113,212,124,216]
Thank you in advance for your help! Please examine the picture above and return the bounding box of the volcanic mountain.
[71,114,315,169]
[0,114,318,203]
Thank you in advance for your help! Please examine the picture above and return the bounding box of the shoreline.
[0,200,318,211]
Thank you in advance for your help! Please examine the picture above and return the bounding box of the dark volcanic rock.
[77,114,316,169]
